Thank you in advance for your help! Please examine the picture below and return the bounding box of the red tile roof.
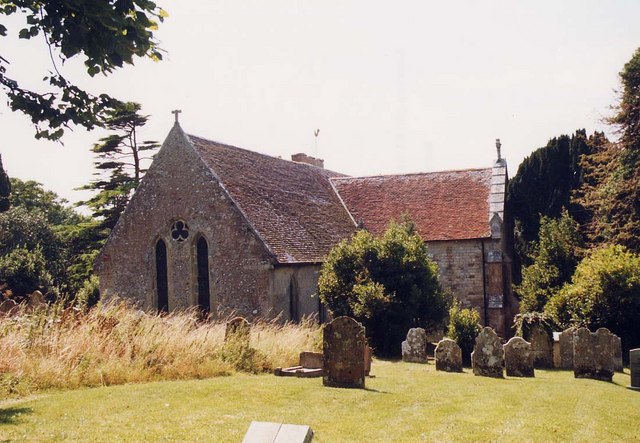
[331,169,492,241]
[188,135,357,263]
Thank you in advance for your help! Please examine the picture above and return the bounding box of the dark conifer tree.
[0,154,9,212]
[506,130,594,270]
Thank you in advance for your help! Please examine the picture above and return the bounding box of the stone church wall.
[97,127,275,319]
[269,265,323,321]
[427,238,512,337]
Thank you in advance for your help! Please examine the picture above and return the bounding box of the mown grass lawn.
[1,360,638,442]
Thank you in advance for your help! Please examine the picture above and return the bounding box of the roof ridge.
[330,167,492,181]
[187,133,342,174]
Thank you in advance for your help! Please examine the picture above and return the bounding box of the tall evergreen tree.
[80,102,159,231]
[575,48,640,252]
[506,130,594,269]
[0,154,9,212]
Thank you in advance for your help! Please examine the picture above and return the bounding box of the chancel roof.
[188,135,357,263]
[330,169,493,241]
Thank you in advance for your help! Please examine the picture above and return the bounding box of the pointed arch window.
[156,239,169,313]
[196,236,211,313]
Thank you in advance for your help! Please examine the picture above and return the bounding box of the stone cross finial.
[172,109,182,124]
[495,138,502,161]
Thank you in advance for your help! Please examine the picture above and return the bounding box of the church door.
[196,237,211,313]
[155,239,169,313]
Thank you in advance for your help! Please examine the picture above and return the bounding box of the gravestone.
[364,344,372,376]
[323,316,366,388]
[274,351,323,378]
[28,290,45,309]
[629,349,640,391]
[529,324,553,368]
[503,337,534,377]
[225,317,251,342]
[242,421,313,443]
[435,338,462,373]
[471,327,504,378]
[559,327,576,369]
[613,335,623,372]
[0,298,17,315]
[573,327,615,382]
[401,328,428,363]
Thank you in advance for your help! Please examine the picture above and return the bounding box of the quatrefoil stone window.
[171,220,190,242]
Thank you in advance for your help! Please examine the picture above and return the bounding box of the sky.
[1,1,640,207]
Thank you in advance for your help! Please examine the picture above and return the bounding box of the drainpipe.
[481,240,488,327]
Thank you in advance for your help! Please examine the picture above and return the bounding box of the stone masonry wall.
[427,238,509,336]
[270,265,322,320]
[97,125,275,319]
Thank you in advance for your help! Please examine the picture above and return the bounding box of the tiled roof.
[331,169,493,241]
[188,135,357,263]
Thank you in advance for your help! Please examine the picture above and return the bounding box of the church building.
[95,122,517,336]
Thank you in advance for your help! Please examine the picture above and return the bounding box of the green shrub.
[319,218,449,357]
[516,211,584,312]
[446,301,482,366]
[0,245,52,297]
[76,275,101,308]
[545,244,640,354]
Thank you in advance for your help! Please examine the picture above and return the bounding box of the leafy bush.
[319,218,449,357]
[516,211,584,312]
[446,301,482,366]
[0,246,52,297]
[76,275,101,308]
[545,244,640,353]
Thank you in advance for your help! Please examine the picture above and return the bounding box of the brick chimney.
[291,153,324,168]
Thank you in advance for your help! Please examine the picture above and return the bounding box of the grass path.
[1,360,639,442]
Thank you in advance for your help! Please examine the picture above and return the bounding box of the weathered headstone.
[573,327,615,382]
[435,338,462,373]
[613,335,623,372]
[552,332,561,368]
[274,351,323,378]
[559,327,576,369]
[629,349,640,391]
[471,327,504,378]
[529,324,553,368]
[401,328,428,363]
[364,344,372,376]
[503,337,534,377]
[323,316,366,388]
[28,290,45,309]
[225,316,251,342]
[0,298,17,315]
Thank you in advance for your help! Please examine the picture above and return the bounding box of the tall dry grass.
[0,300,321,397]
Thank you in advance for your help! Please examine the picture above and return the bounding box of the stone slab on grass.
[242,421,313,443]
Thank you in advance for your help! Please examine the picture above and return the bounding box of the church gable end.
[96,124,275,317]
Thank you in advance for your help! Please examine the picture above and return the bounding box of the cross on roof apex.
[171,109,182,124]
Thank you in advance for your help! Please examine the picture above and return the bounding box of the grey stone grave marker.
[242,421,313,443]
[225,316,251,343]
[559,327,576,369]
[574,327,614,382]
[529,324,553,368]
[629,349,640,391]
[504,337,534,377]
[323,316,366,388]
[471,327,504,378]
[435,338,462,373]
[401,328,428,363]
